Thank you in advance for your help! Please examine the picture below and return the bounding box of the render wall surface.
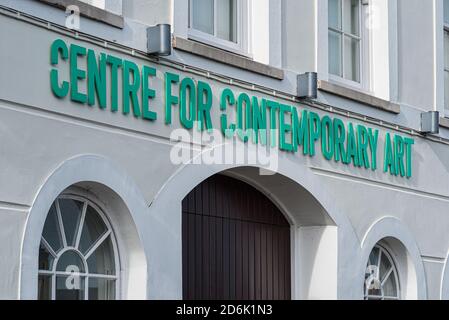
[0,1,448,300]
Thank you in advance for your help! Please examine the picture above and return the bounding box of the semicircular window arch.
[38,195,119,300]
[364,244,400,300]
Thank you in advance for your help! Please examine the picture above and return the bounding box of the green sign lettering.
[48,39,415,179]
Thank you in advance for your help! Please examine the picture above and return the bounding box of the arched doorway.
[182,174,291,300]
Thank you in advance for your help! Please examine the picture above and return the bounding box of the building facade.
[1,0,449,300]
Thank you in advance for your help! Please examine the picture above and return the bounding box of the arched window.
[364,244,400,300]
[37,195,119,300]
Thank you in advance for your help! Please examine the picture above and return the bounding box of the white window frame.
[445,27,449,116]
[38,194,120,300]
[328,0,370,91]
[444,10,449,116]
[364,244,401,301]
[188,0,250,56]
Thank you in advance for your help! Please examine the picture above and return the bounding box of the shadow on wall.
[223,167,338,300]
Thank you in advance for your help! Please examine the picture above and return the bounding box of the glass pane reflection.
[59,199,83,247]
[79,205,108,255]
[42,204,62,253]
[87,236,115,275]
[88,278,116,300]
[39,243,54,271]
[56,276,85,300]
[38,275,52,300]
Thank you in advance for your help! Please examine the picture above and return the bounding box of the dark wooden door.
[182,174,291,300]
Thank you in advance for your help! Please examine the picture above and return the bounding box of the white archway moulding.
[20,154,151,300]
[147,161,362,299]
[22,155,366,300]
[440,250,449,299]
[359,217,427,300]
[150,162,357,238]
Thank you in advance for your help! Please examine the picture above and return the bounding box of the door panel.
[182,174,291,300]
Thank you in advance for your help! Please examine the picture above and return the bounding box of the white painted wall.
[397,0,436,111]
[282,0,317,73]
[80,0,123,15]
[251,0,270,64]
[298,227,338,300]
[0,0,449,300]
[370,0,393,100]
[435,0,445,115]
[123,0,173,26]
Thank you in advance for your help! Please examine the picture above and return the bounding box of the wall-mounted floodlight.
[421,111,439,135]
[297,72,318,99]
[147,24,172,56]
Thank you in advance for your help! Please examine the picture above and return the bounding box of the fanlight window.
[364,245,400,300]
[38,196,118,300]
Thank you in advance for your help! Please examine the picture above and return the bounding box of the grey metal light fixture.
[147,24,172,56]
[297,72,318,99]
[421,111,439,134]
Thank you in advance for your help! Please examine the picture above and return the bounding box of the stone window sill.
[173,37,284,80]
[38,0,124,29]
[439,117,449,129]
[318,80,401,114]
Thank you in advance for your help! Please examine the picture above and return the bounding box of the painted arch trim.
[19,154,150,299]
[360,217,427,300]
[147,162,361,299]
[440,249,449,299]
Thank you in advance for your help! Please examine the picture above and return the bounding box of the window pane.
[445,0,449,25]
[329,30,342,77]
[87,236,116,275]
[217,0,237,42]
[445,71,449,114]
[56,276,85,300]
[382,273,398,298]
[38,275,52,300]
[39,242,54,271]
[42,203,63,253]
[445,31,449,70]
[56,250,85,273]
[79,205,108,255]
[344,36,360,82]
[89,278,116,300]
[379,252,392,282]
[59,199,83,247]
[368,246,380,267]
[329,0,342,30]
[191,0,214,35]
[343,0,360,36]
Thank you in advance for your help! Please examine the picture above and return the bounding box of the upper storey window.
[444,0,449,114]
[328,0,362,85]
[189,0,247,54]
